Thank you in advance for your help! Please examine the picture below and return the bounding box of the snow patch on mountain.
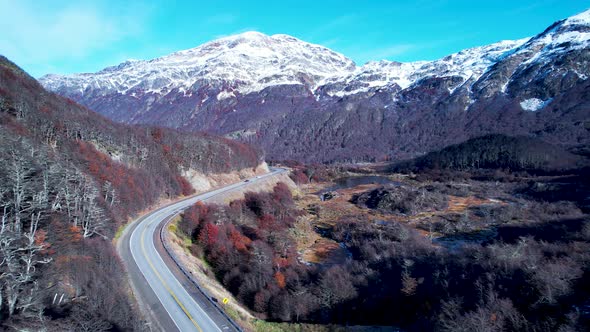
[520,98,552,111]
[217,90,235,100]
[517,9,590,67]
[41,31,530,99]
[564,9,590,26]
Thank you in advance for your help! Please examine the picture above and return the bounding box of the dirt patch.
[183,162,270,193]
[205,171,298,205]
[294,182,405,265]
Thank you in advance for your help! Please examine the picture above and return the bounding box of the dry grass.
[294,182,403,264]
[293,178,506,262]
[446,195,496,213]
[301,238,349,265]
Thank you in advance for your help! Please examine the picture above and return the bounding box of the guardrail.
[159,208,244,332]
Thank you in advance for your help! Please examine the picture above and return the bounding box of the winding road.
[120,168,286,332]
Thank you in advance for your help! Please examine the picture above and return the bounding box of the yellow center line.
[141,222,203,332]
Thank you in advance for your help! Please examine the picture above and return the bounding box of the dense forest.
[0,56,262,330]
[177,183,326,322]
[391,134,584,174]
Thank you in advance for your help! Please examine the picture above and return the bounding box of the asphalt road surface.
[122,168,286,332]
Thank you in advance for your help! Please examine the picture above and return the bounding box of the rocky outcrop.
[352,185,448,215]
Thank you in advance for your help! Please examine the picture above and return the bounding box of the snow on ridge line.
[40,31,359,96]
[564,8,590,25]
[39,33,527,97]
[321,38,528,96]
[40,13,589,99]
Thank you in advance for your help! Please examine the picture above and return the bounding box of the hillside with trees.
[0,56,262,330]
[391,134,584,174]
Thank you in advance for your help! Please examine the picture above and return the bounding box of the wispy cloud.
[348,44,418,63]
[507,0,559,15]
[306,14,358,40]
[318,38,342,48]
[365,44,417,59]
[0,0,149,75]
[205,13,238,25]
[348,32,484,64]
[213,27,261,39]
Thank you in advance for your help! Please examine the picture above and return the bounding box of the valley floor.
[163,162,590,331]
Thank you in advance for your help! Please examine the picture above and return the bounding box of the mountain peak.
[564,8,590,26]
[208,31,272,45]
[41,31,356,95]
[521,8,590,59]
[36,11,590,163]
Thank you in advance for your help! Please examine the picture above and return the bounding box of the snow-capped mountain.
[40,31,528,99]
[319,38,529,97]
[42,31,356,96]
[40,9,590,162]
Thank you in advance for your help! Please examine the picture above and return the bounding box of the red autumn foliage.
[229,224,251,252]
[258,214,278,231]
[199,223,220,247]
[273,257,290,269]
[74,140,160,219]
[177,175,195,196]
[274,271,286,289]
[151,127,164,142]
[68,226,83,243]
[179,183,308,320]
[0,55,262,329]
[272,182,294,206]
[289,169,309,184]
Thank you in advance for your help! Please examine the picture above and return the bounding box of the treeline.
[280,160,335,184]
[391,134,584,174]
[0,56,262,330]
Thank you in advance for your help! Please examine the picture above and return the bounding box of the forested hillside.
[0,56,262,330]
[391,134,585,174]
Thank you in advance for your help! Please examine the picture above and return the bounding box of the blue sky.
[1,0,588,77]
